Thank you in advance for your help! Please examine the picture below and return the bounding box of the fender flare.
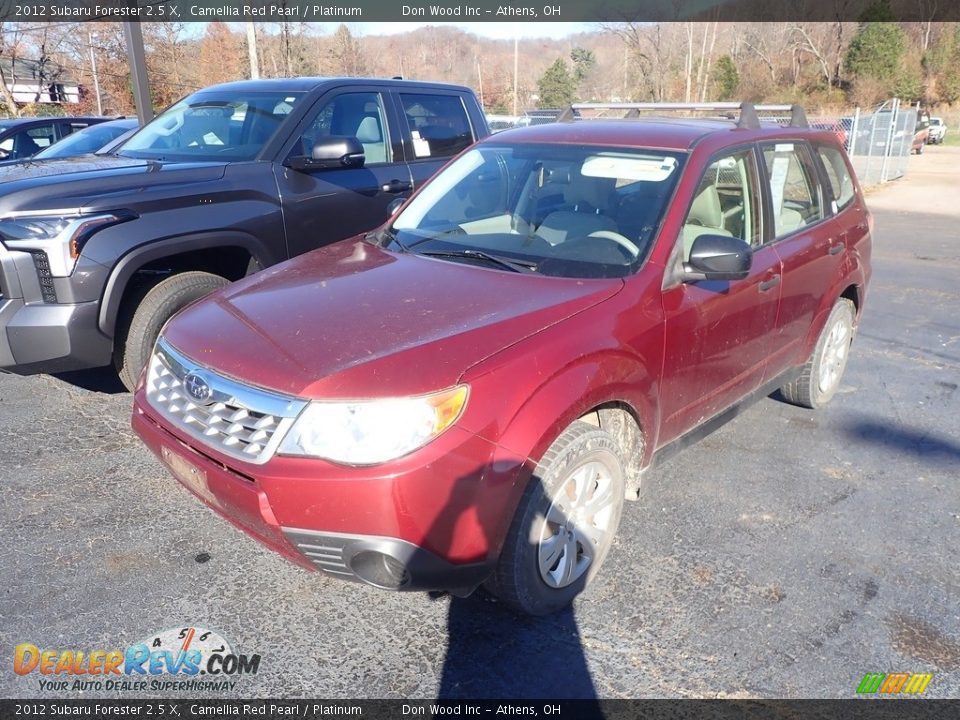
[97,231,275,338]
[486,352,657,484]
[799,257,866,359]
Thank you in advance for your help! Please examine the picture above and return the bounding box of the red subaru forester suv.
[132,103,871,616]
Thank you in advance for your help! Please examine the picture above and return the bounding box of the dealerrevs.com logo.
[14,626,261,692]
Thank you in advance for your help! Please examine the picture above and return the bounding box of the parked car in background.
[0,116,112,162]
[133,103,872,616]
[0,78,488,389]
[927,117,947,144]
[0,118,137,166]
[912,114,930,154]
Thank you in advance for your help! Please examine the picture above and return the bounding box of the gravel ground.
[1,148,958,700]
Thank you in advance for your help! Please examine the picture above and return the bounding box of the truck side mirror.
[287,135,365,171]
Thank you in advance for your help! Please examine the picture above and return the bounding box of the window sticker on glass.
[581,154,677,182]
[412,130,431,158]
[774,143,795,152]
[769,155,791,216]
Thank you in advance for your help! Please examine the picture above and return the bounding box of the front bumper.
[0,243,111,373]
[132,392,528,593]
[0,298,112,373]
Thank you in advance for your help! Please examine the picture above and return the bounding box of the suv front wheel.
[487,420,626,616]
[114,271,230,391]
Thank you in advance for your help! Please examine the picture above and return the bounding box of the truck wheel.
[486,421,626,616]
[780,298,856,410]
[114,271,229,391]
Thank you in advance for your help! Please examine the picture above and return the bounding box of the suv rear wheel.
[487,421,626,615]
[780,298,856,409]
[114,271,229,391]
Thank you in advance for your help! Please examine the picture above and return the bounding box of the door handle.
[381,179,412,194]
[759,274,781,292]
[828,243,845,256]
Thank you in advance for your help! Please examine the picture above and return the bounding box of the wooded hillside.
[1,20,957,118]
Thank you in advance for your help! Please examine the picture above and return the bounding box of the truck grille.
[146,338,307,465]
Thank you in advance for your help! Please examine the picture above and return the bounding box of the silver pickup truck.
[928,117,947,144]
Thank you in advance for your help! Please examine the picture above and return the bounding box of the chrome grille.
[146,338,307,465]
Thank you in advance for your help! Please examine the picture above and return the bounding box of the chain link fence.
[811,99,919,185]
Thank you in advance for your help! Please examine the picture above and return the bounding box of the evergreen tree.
[536,59,577,109]
[570,47,596,84]
[846,22,905,89]
[714,56,739,100]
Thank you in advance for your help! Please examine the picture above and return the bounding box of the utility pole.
[122,21,153,125]
[88,31,102,116]
[512,36,518,116]
[476,57,484,110]
[246,22,260,80]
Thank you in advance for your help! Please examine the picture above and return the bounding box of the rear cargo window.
[816,145,855,211]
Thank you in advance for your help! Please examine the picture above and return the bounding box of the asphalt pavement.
[1,147,958,700]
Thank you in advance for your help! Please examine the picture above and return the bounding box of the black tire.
[114,271,229,391]
[780,298,856,410]
[486,421,626,616]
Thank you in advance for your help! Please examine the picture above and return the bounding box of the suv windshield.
[119,91,303,162]
[388,143,684,278]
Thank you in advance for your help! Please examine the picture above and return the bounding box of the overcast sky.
[349,22,598,40]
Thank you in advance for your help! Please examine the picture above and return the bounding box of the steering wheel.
[587,230,641,258]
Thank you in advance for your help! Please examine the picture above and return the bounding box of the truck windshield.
[388,143,684,279]
[118,91,303,162]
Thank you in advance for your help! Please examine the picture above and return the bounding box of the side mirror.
[287,135,365,171]
[387,197,405,216]
[683,234,752,281]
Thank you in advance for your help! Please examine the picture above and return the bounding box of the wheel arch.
[484,357,657,504]
[98,232,274,338]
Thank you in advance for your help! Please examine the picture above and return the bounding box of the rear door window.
[399,93,474,160]
[762,143,824,238]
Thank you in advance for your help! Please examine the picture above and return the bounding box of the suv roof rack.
[557,102,809,130]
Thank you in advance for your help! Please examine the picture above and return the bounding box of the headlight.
[278,386,469,465]
[0,212,132,277]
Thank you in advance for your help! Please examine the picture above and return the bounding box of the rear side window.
[816,145,855,211]
[762,143,823,238]
[400,93,473,160]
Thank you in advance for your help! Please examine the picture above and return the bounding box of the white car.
[928,117,947,144]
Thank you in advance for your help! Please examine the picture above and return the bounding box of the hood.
[162,238,623,399]
[0,155,227,215]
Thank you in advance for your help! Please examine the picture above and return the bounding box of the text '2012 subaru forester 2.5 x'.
[132,103,872,616]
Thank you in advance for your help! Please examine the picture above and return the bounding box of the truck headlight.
[278,386,469,465]
[0,212,132,277]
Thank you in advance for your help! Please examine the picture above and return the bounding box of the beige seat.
[535,171,617,246]
[777,207,804,235]
[682,184,732,258]
[355,116,386,165]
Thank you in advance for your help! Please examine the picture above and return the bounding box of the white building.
[1,57,79,106]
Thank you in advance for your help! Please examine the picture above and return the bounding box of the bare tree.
[0,22,22,116]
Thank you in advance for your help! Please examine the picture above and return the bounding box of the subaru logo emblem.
[183,372,212,404]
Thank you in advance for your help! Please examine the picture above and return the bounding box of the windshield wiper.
[417,248,538,274]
